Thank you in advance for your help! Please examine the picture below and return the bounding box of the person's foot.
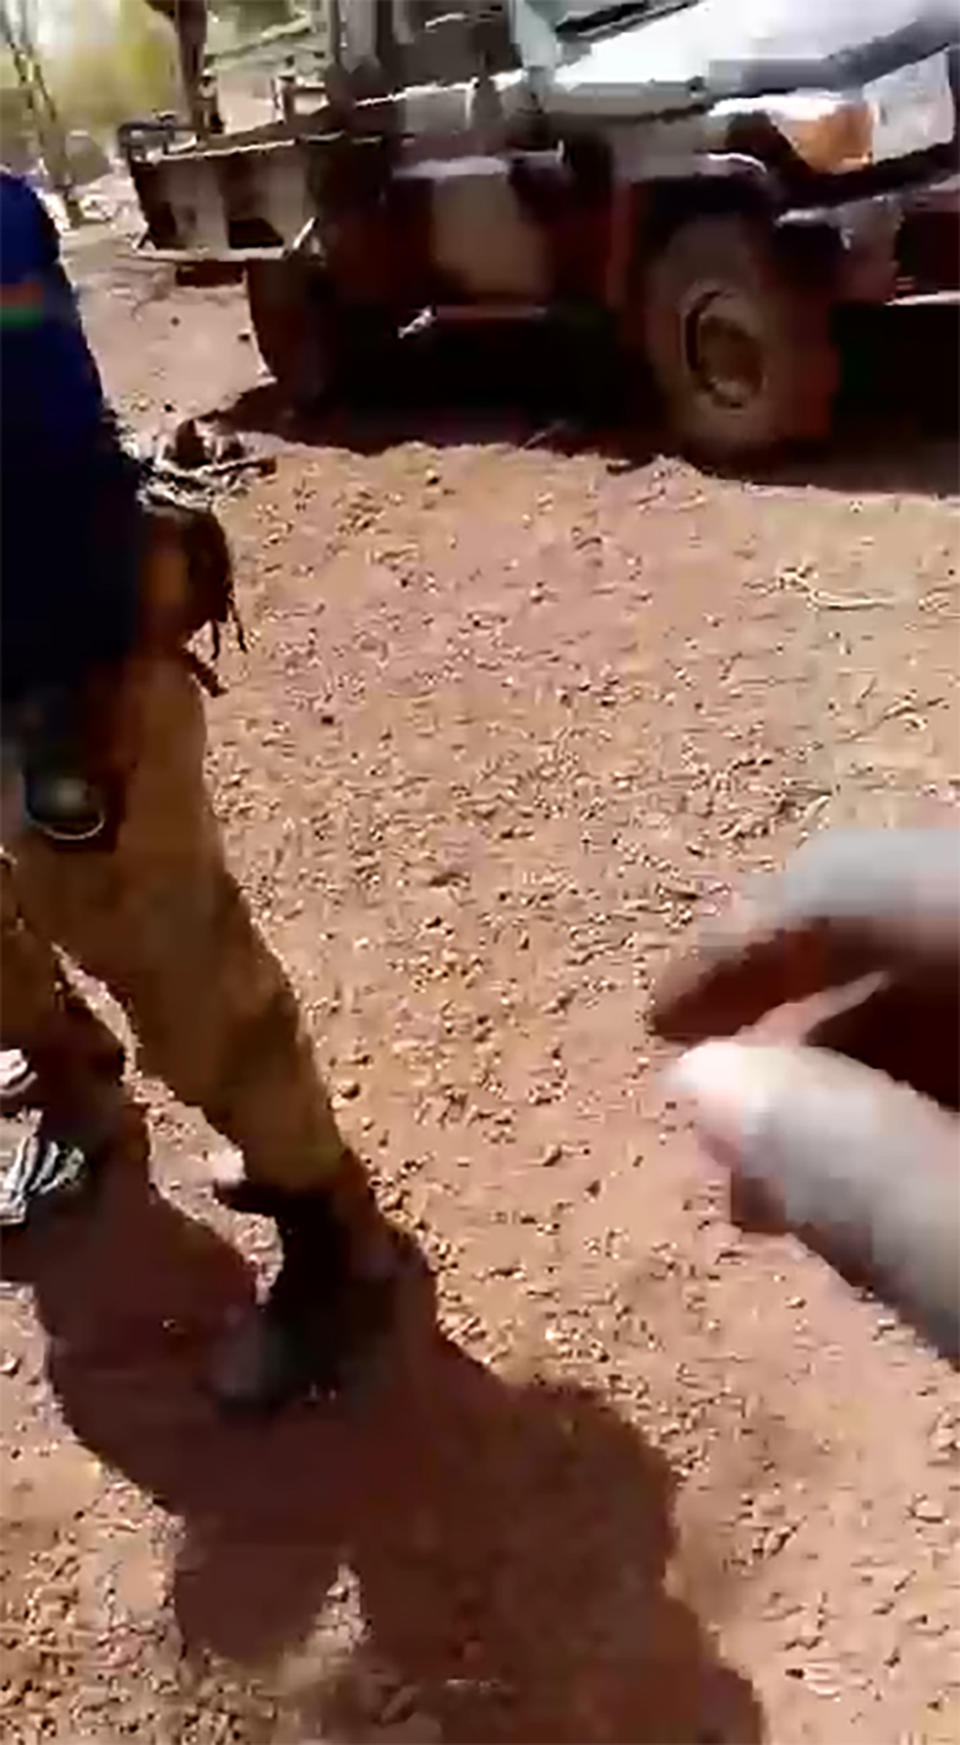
[0,1098,125,1229]
[208,1175,401,1413]
[0,1050,38,1118]
[0,1059,128,1229]
[0,1128,92,1227]
[209,1298,322,1413]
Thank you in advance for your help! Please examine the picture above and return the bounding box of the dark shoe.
[208,1300,320,1414]
[209,1183,399,1414]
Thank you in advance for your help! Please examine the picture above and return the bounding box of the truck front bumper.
[778,170,960,305]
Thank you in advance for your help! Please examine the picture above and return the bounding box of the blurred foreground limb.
[652,828,960,1362]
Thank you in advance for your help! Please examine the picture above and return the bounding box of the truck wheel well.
[627,177,842,306]
[639,176,773,259]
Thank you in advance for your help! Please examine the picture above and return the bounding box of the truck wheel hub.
[685,289,766,411]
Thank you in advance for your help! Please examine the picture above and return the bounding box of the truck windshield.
[529,0,697,38]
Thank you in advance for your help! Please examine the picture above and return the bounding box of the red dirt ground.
[1,224,958,1745]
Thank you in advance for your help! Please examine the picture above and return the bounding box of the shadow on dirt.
[218,301,958,502]
[3,1117,763,1745]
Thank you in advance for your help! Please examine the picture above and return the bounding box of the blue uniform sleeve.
[0,169,61,283]
[1,173,140,704]
[0,169,107,443]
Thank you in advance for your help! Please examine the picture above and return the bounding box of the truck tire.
[247,262,392,409]
[643,215,838,461]
[247,261,339,407]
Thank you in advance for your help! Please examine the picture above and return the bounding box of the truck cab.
[122,0,960,458]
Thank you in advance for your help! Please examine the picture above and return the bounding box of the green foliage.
[1,1,308,145]
[45,0,178,133]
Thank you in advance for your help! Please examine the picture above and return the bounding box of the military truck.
[122,0,960,460]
